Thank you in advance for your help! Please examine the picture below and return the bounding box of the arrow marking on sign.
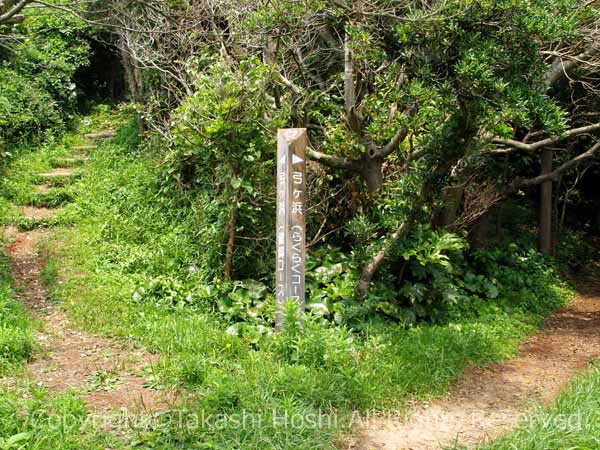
[292,154,304,165]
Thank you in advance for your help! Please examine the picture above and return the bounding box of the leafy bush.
[165,57,288,281]
[556,229,597,272]
[0,7,90,144]
[0,69,62,141]
[11,8,90,112]
[373,227,471,323]
[303,227,570,328]
[465,243,568,315]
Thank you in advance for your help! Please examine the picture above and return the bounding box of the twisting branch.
[490,122,600,154]
[306,147,355,170]
[545,46,600,87]
[378,124,411,158]
[0,0,31,24]
[358,222,411,298]
[510,140,600,190]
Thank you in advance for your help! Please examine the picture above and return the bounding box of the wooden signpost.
[275,128,308,328]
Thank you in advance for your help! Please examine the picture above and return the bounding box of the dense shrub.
[163,58,288,281]
[0,69,62,142]
[0,7,90,146]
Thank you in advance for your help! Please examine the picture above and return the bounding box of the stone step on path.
[56,142,94,167]
[20,206,58,220]
[71,144,96,151]
[56,155,89,169]
[85,130,116,140]
[38,168,74,179]
[27,152,79,221]
[17,205,62,230]
[63,155,90,163]
[30,142,92,208]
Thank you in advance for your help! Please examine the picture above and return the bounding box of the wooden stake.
[275,129,308,328]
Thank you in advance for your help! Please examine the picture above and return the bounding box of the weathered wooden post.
[275,128,308,328]
[539,148,553,255]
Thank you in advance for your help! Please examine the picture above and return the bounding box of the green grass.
[0,388,117,450]
[0,251,34,374]
[0,106,577,449]
[7,213,75,232]
[466,363,600,450]
[25,188,76,209]
[0,198,19,226]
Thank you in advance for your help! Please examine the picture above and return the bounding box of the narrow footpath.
[353,276,600,449]
[2,133,174,413]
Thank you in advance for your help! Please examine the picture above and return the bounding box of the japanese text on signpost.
[275,128,308,327]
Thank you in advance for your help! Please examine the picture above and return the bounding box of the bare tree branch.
[545,46,600,87]
[0,0,31,24]
[490,122,600,153]
[511,140,600,190]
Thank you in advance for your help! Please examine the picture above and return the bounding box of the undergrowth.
[0,251,34,374]
[0,107,578,450]
[0,388,116,450]
[42,109,573,449]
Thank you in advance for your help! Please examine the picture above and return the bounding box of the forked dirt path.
[2,149,175,414]
[352,275,600,450]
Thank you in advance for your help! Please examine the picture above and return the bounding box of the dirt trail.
[2,150,175,413]
[352,277,600,450]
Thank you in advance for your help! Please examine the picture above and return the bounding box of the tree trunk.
[344,32,355,115]
[358,222,411,299]
[223,203,237,281]
[552,175,561,250]
[440,184,464,228]
[119,39,137,102]
[539,149,553,255]
[118,37,145,131]
[470,210,493,250]
[360,158,384,192]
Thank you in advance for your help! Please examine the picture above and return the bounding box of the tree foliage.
[2,0,599,322]
[0,0,90,149]
[99,0,600,314]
